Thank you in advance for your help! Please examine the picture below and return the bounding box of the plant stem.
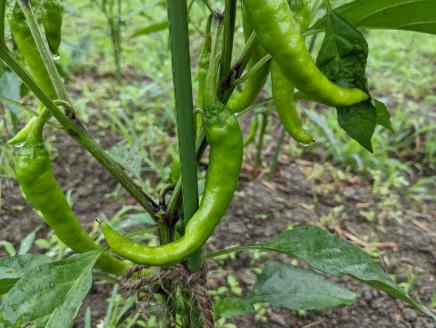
[167,0,200,273]
[0,47,159,217]
[323,0,333,13]
[220,0,237,91]
[0,0,5,45]
[268,126,286,180]
[255,112,268,169]
[220,31,256,102]
[165,29,253,223]
[205,245,276,259]
[232,53,272,86]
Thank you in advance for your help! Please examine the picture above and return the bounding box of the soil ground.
[0,126,434,328]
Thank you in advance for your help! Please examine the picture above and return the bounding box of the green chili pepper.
[8,0,56,98]
[227,6,270,113]
[196,15,212,110]
[102,25,244,266]
[8,116,38,145]
[271,60,313,144]
[42,0,63,56]
[243,0,368,107]
[171,155,181,186]
[15,112,129,275]
[288,0,312,31]
[7,0,57,145]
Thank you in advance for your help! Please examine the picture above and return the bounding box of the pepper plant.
[0,0,435,327]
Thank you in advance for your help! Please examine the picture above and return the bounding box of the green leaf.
[260,226,434,318]
[0,250,101,327]
[337,102,377,152]
[250,261,357,310]
[309,0,436,35]
[316,11,376,152]
[374,99,394,132]
[129,21,169,39]
[0,254,52,295]
[213,297,253,319]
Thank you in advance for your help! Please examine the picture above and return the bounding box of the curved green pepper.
[227,6,270,113]
[8,0,56,99]
[288,0,312,31]
[8,0,57,145]
[271,60,313,144]
[15,113,129,275]
[196,15,212,110]
[42,0,63,56]
[243,0,368,107]
[102,25,244,266]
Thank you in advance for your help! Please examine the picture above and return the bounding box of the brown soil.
[0,126,434,328]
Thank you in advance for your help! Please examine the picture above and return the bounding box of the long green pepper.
[243,0,368,107]
[8,0,56,99]
[102,25,244,266]
[42,0,63,56]
[227,6,270,113]
[271,60,313,144]
[15,113,129,275]
[271,1,314,145]
[7,0,57,145]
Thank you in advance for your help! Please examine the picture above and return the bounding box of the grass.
[0,1,435,326]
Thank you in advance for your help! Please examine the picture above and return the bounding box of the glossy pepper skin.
[7,0,57,145]
[243,0,368,107]
[42,0,63,56]
[227,6,270,113]
[15,115,129,275]
[271,60,313,144]
[196,15,212,110]
[8,0,56,99]
[102,26,244,266]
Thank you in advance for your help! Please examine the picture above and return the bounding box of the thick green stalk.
[220,0,237,91]
[0,0,5,45]
[0,47,159,217]
[165,29,253,223]
[167,0,200,272]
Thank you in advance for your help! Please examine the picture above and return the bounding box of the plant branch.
[165,25,253,222]
[167,0,201,272]
[232,53,272,86]
[220,0,237,95]
[0,47,159,217]
[0,0,5,45]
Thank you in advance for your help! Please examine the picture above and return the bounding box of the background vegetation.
[0,0,435,326]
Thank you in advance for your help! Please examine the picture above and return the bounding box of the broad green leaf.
[337,102,377,152]
[250,261,357,310]
[309,0,436,35]
[0,250,101,327]
[0,254,51,295]
[316,11,376,152]
[374,99,394,132]
[259,226,434,318]
[129,21,169,39]
[213,297,253,319]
